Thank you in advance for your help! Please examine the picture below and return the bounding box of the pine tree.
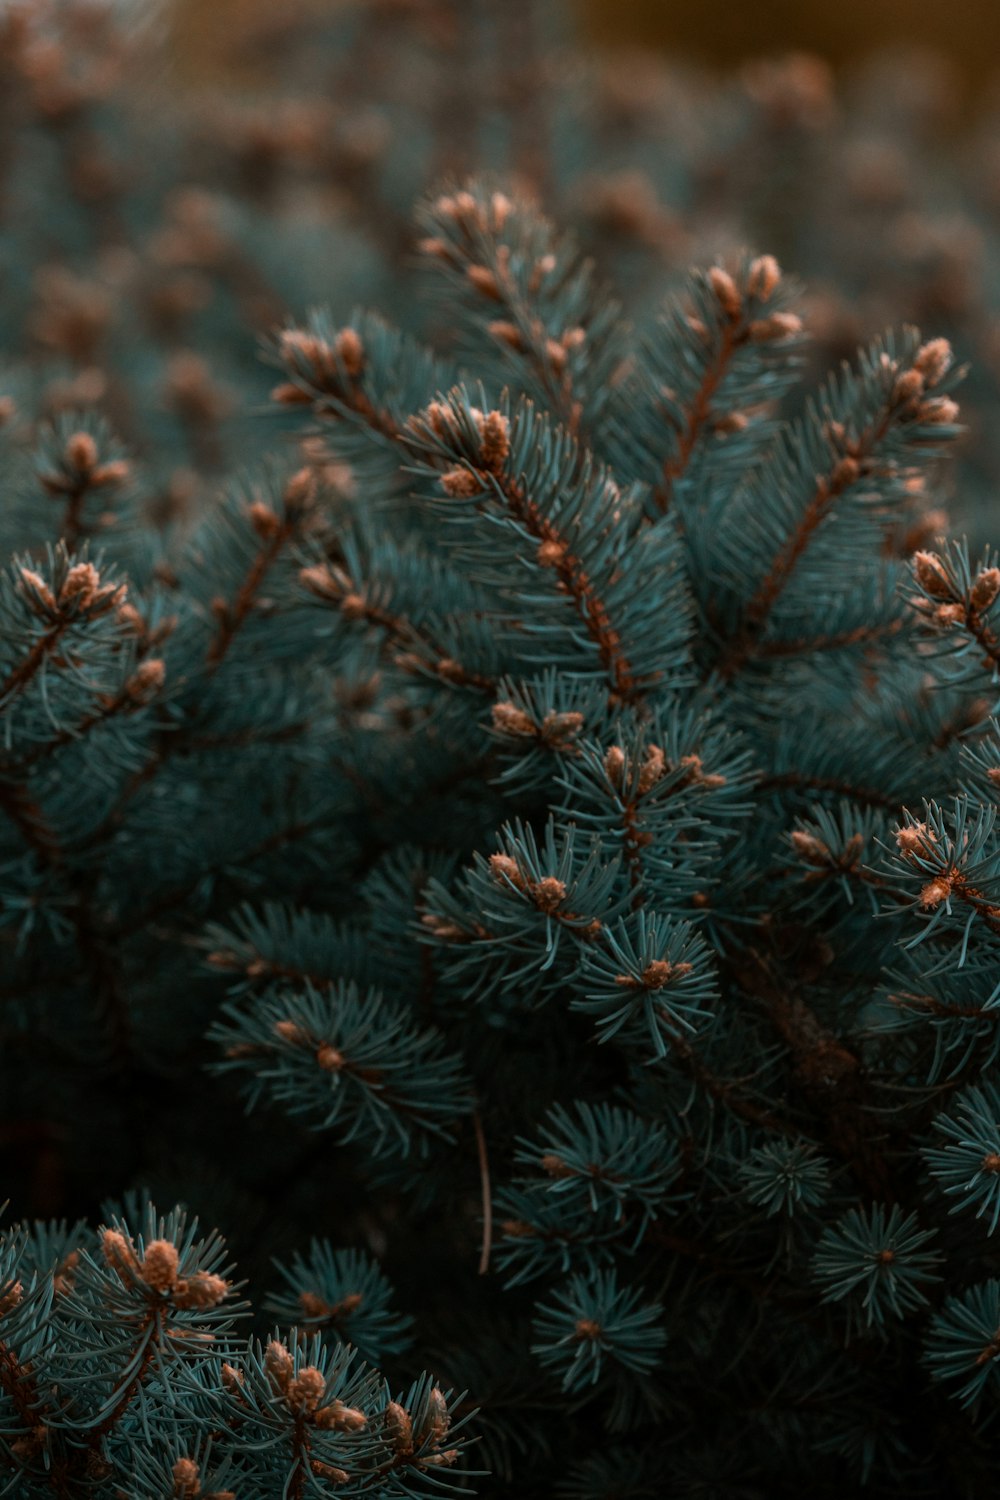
[5,170,1000,1492]
[6,4,1000,1496]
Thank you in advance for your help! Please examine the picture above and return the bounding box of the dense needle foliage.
[4,3,1000,1497]
[2,167,1000,1494]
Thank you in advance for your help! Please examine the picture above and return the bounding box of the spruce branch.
[713,334,963,678]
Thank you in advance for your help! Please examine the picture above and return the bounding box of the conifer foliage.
[4,169,1000,1494]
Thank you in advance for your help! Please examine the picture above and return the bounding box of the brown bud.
[539,710,584,748]
[896,823,933,857]
[708,266,742,321]
[287,1365,326,1413]
[0,1280,23,1317]
[417,237,450,260]
[920,875,953,908]
[639,745,667,794]
[248,501,280,539]
[299,1291,330,1318]
[491,701,536,737]
[339,594,368,621]
[604,745,626,785]
[467,265,501,300]
[424,1386,451,1443]
[124,658,166,704]
[65,564,122,613]
[265,1340,294,1391]
[284,467,316,514]
[747,254,781,299]
[280,332,329,373]
[478,409,511,470]
[913,337,952,386]
[315,1399,368,1432]
[64,432,97,474]
[91,459,129,489]
[278,329,332,374]
[272,381,312,405]
[501,1219,536,1238]
[117,601,146,634]
[436,658,468,684]
[892,369,925,405]
[488,320,526,351]
[419,1449,460,1468]
[173,1272,229,1310]
[489,853,523,888]
[60,561,102,607]
[310,1461,349,1485]
[52,1250,79,1298]
[274,1019,310,1046]
[790,830,830,866]
[18,568,57,612]
[385,1402,413,1453]
[422,400,452,437]
[627,958,692,990]
[420,913,466,941]
[334,328,364,377]
[206,949,239,970]
[540,1153,573,1178]
[440,466,481,498]
[171,1458,201,1499]
[663,959,692,983]
[831,456,860,489]
[300,564,340,600]
[491,191,513,229]
[913,551,953,599]
[140,1240,179,1292]
[918,396,960,425]
[532,876,567,912]
[449,190,479,221]
[827,456,863,492]
[537,539,567,567]
[748,311,802,341]
[545,338,568,373]
[101,1228,138,1278]
[316,1045,344,1072]
[971,568,1000,613]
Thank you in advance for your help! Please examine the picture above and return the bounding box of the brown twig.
[653,322,743,514]
[472,1109,492,1276]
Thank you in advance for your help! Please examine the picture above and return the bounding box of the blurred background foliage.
[581,0,1000,101]
[7,0,1000,547]
[149,0,1000,545]
[173,0,1000,102]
